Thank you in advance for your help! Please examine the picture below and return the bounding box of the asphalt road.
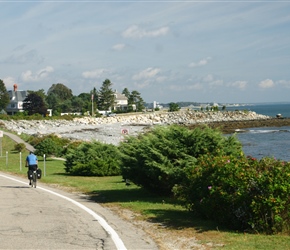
[0,173,158,250]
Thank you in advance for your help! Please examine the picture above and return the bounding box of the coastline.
[187,117,290,134]
[1,111,289,144]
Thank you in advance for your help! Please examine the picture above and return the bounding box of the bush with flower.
[173,155,290,234]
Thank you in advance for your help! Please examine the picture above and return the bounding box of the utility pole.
[91,94,94,116]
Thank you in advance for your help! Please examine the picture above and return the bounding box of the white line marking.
[0,173,127,250]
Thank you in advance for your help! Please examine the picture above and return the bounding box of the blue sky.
[1,1,290,104]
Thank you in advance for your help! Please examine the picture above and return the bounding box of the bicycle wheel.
[32,172,37,188]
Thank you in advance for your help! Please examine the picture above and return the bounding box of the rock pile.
[0,111,271,145]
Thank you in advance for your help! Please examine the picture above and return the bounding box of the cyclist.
[26,151,38,185]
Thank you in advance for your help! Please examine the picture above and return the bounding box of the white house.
[6,84,28,115]
[113,91,128,111]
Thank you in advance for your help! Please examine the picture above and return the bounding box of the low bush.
[33,134,71,157]
[65,141,121,176]
[14,143,26,152]
[173,155,290,234]
[119,125,243,195]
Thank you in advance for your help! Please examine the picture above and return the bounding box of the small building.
[113,91,128,111]
[6,84,28,115]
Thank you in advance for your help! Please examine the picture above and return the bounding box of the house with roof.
[6,84,28,115]
[113,91,128,111]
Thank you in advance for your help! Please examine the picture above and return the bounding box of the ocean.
[226,103,290,161]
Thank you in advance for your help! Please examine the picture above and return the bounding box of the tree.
[59,99,72,113]
[47,83,73,101]
[46,83,73,114]
[98,79,115,111]
[122,88,130,99]
[30,89,46,100]
[169,102,180,112]
[23,92,48,116]
[78,93,92,113]
[46,92,59,111]
[129,90,145,112]
[0,79,10,110]
[71,96,84,112]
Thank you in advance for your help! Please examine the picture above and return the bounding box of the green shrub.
[64,141,121,176]
[119,125,243,195]
[33,134,70,157]
[14,143,26,152]
[34,138,63,157]
[173,155,290,234]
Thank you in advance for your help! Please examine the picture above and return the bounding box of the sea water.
[226,103,290,161]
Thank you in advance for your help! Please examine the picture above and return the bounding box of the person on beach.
[26,151,38,185]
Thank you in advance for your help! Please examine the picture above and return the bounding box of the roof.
[8,90,28,102]
[114,92,127,100]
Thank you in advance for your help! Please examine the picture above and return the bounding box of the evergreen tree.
[130,90,145,112]
[122,88,130,98]
[0,79,10,110]
[98,79,115,110]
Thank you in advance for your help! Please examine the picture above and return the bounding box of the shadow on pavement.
[0,185,30,188]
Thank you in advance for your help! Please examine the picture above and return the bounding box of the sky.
[0,1,290,104]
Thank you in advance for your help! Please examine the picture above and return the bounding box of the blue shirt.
[26,154,38,165]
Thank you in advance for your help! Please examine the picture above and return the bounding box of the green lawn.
[0,134,289,250]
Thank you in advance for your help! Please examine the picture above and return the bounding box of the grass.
[0,134,290,250]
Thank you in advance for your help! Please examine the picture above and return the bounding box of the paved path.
[0,132,158,250]
[3,131,35,152]
[0,173,158,250]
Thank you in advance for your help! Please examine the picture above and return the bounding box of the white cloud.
[189,57,212,68]
[169,82,203,91]
[230,81,247,90]
[277,80,290,88]
[112,44,126,51]
[132,67,161,81]
[21,66,54,82]
[209,80,224,87]
[189,83,203,90]
[202,74,214,82]
[82,69,108,79]
[156,76,167,82]
[122,25,169,39]
[259,79,274,88]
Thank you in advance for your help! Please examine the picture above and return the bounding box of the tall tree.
[23,93,48,116]
[98,79,115,111]
[0,79,10,110]
[71,96,84,112]
[78,93,92,112]
[47,83,73,101]
[129,90,145,112]
[46,92,59,111]
[122,88,130,99]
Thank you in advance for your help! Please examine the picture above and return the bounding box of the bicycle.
[31,170,37,188]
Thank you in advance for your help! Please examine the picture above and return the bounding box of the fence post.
[20,152,22,171]
[43,154,46,177]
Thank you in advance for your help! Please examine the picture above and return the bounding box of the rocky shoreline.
[1,110,289,144]
[187,117,290,134]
